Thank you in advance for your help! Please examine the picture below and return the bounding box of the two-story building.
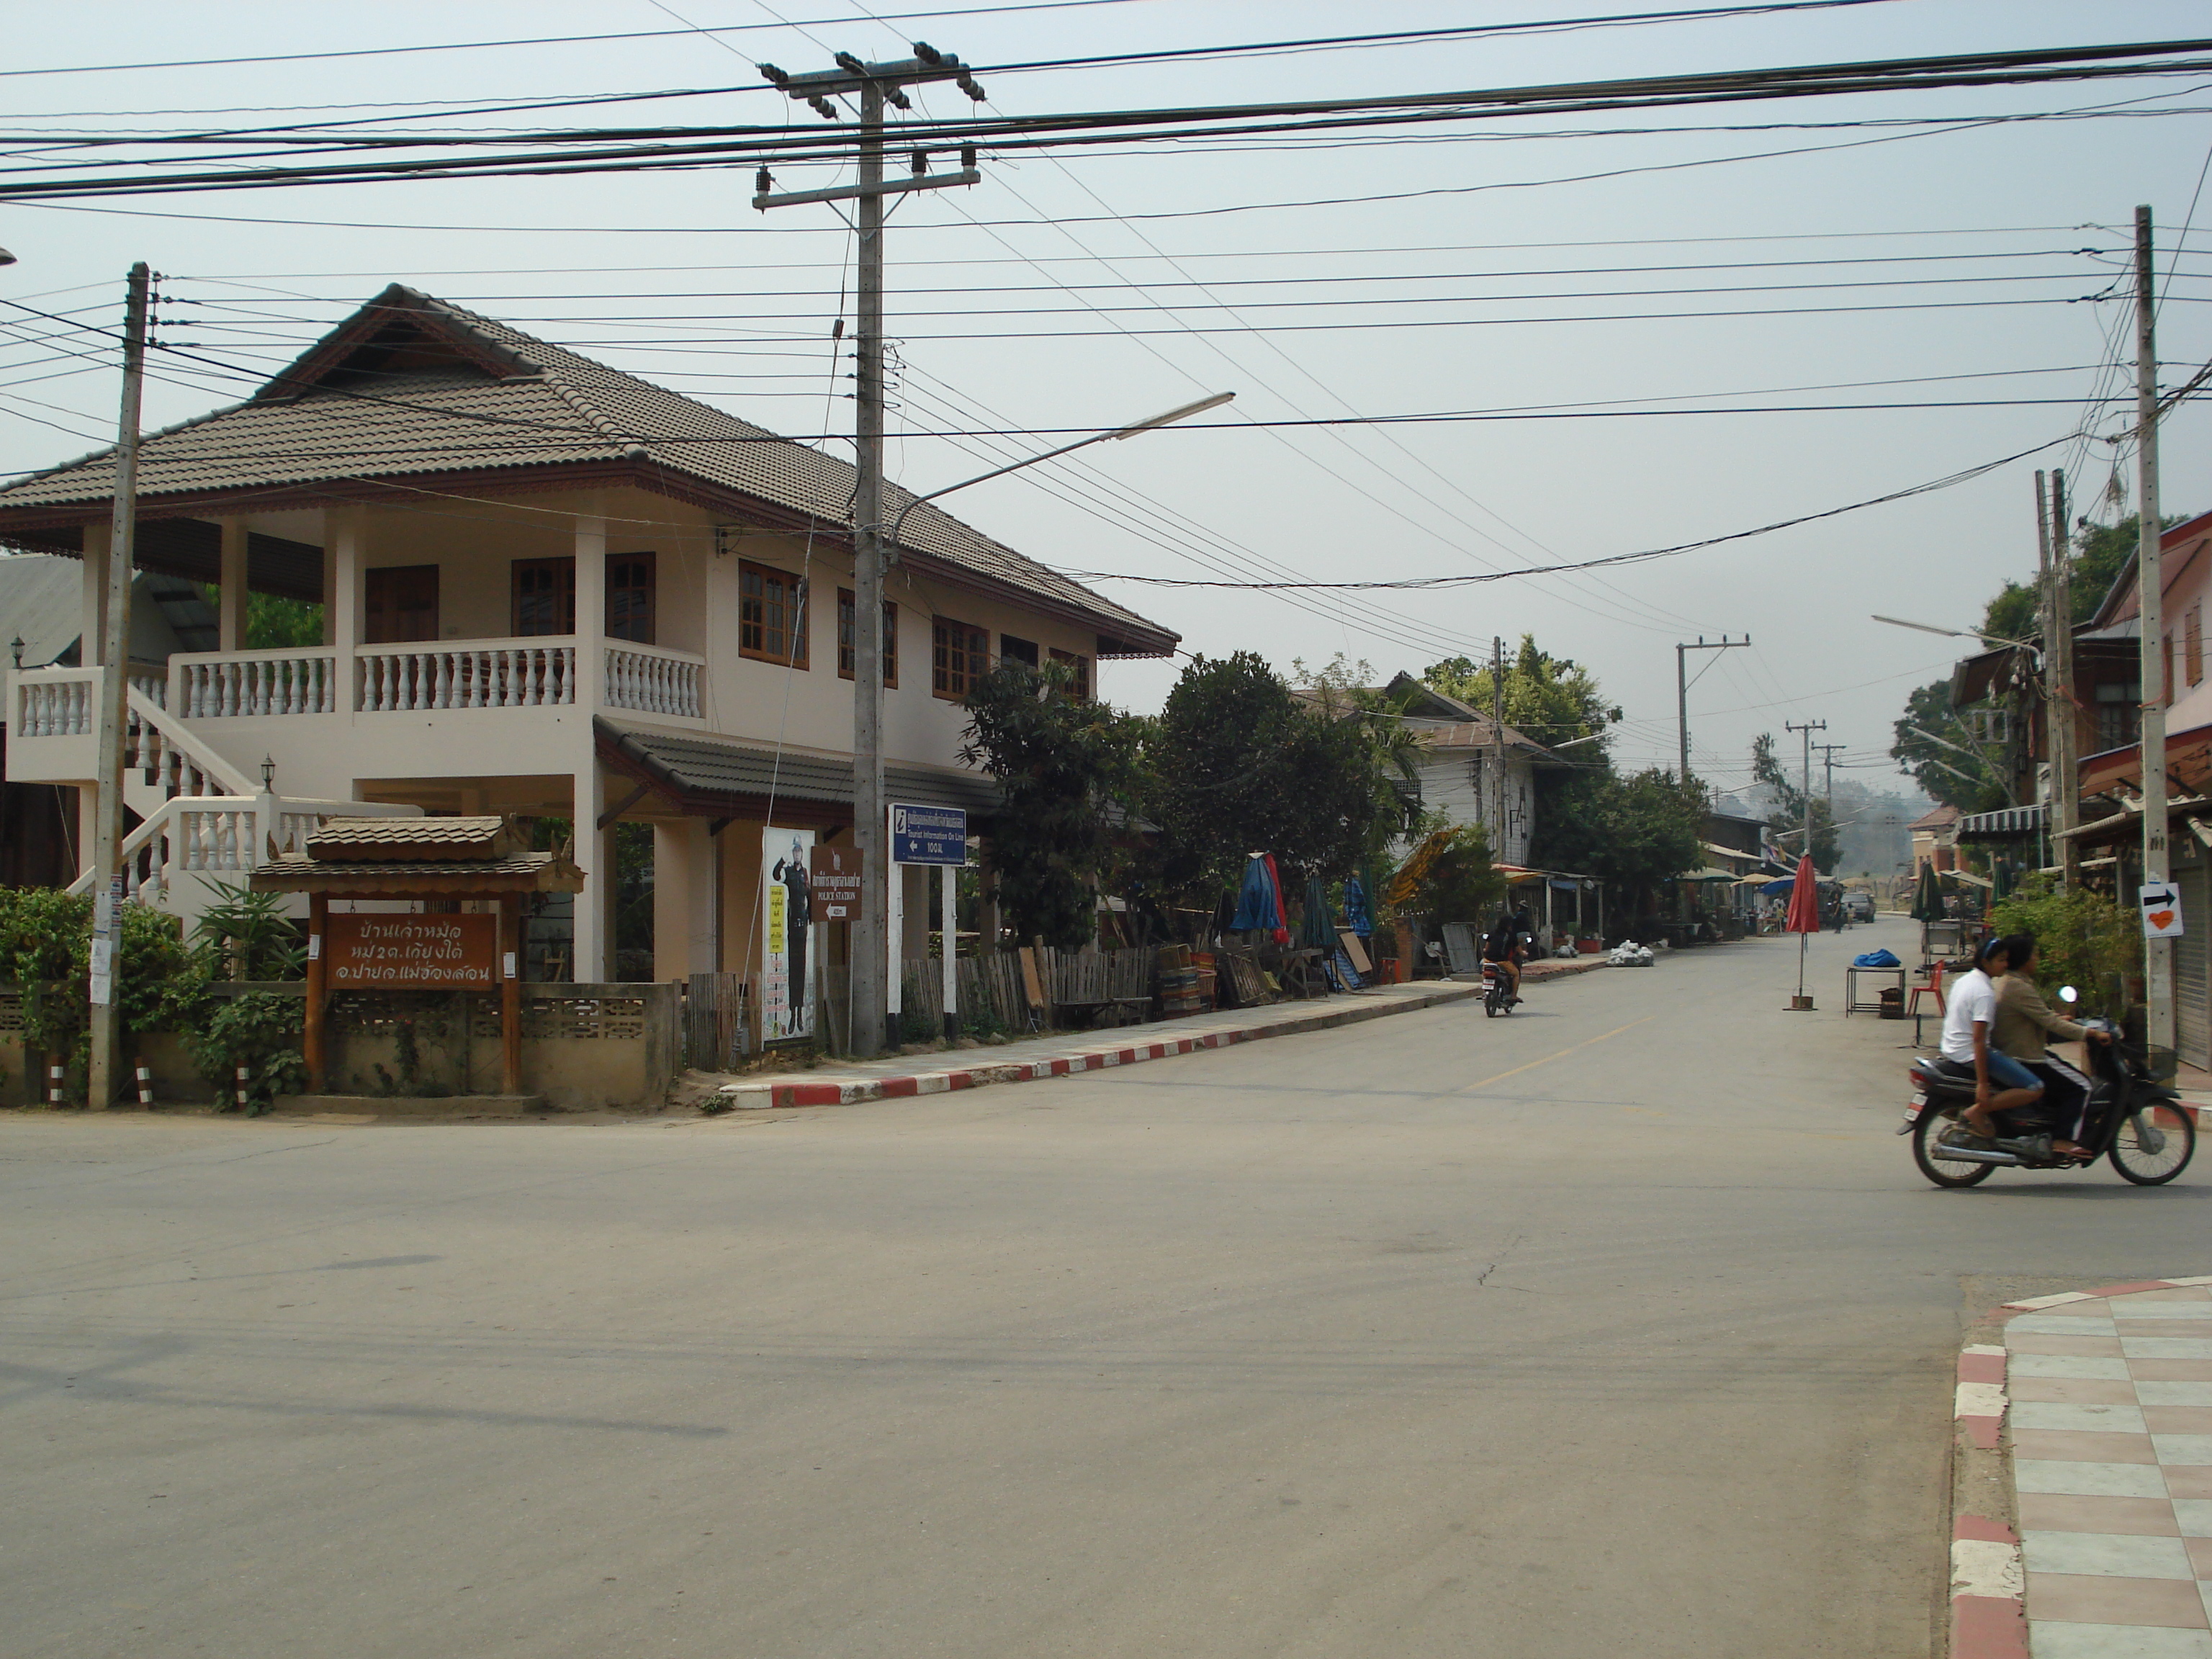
[0,285,1177,1002]
[1374,672,1552,867]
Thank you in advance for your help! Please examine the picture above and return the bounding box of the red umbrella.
[1784,853,1820,1007]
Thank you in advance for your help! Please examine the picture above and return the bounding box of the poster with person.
[761,827,817,1042]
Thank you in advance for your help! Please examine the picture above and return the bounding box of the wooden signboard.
[809,845,863,922]
[325,913,499,989]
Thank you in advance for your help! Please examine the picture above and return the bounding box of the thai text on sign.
[891,804,966,866]
[326,914,499,987]
[810,845,863,922]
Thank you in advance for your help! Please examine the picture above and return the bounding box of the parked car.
[1843,891,1876,922]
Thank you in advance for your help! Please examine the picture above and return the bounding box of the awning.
[1946,869,1994,889]
[1955,804,2044,842]
[1701,841,1758,866]
[1676,867,1742,883]
[595,715,1001,828]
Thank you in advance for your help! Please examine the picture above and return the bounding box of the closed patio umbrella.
[1784,853,1821,1009]
[1910,861,1943,922]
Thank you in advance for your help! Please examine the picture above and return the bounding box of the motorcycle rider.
[1991,931,2109,1159]
[1483,903,1533,1004]
[1938,934,2046,1145]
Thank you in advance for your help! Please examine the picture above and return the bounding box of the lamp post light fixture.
[0,248,15,267]
[1871,613,2038,653]
[260,754,276,791]
[9,636,22,669]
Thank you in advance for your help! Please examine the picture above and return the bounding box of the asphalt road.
[3,914,2203,1658]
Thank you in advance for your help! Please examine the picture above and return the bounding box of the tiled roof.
[0,286,1175,657]
[251,851,582,889]
[306,815,521,860]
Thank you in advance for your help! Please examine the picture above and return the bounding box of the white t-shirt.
[1940,967,1997,1063]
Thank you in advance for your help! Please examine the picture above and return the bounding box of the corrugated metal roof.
[0,286,1175,657]
[598,716,1000,818]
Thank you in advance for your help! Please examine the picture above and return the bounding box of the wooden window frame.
[837,589,898,687]
[932,616,991,701]
[739,560,809,668]
[511,557,577,638]
[606,550,657,645]
[363,563,439,644]
[1048,647,1092,701]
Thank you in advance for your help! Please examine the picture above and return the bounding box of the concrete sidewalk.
[707,956,1613,1111]
[1951,1279,2212,1658]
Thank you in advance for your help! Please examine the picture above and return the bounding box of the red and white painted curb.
[1946,1277,2212,1659]
[715,981,1494,1111]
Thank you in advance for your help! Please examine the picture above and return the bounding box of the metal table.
[1845,964,1906,1017]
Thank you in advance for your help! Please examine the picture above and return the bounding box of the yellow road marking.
[1456,1015,1656,1094]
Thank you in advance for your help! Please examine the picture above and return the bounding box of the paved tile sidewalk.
[706,969,1565,1109]
[1955,1280,2212,1658]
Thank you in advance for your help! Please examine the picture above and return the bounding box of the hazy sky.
[1,0,2207,800]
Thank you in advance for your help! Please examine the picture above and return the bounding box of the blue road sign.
[891,803,967,866]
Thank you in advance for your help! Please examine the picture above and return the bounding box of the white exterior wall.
[8,484,1133,986]
[1413,750,1536,866]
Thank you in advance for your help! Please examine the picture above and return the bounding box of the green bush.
[0,887,194,1093]
[1989,877,2141,1017]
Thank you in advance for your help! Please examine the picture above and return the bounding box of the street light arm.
[1871,613,2038,652]
[886,391,1232,550]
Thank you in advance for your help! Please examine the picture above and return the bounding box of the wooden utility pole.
[755,45,982,1056]
[2134,204,2172,1061]
[86,261,149,1110]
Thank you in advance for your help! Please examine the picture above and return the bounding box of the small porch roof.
[595,716,1000,830]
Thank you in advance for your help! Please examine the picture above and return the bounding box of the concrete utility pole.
[86,261,149,1110]
[1785,719,1826,871]
[2134,204,2172,1061]
[756,45,983,1056]
[1491,636,1508,861]
[2038,467,2081,886]
[1676,635,1749,784]
[1814,742,1845,805]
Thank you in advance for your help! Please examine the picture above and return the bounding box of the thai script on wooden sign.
[326,914,498,987]
[809,845,863,922]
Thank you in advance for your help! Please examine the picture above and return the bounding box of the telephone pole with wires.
[86,261,150,1110]
[1814,742,1845,806]
[755,45,983,1057]
[2133,203,2173,1065]
[1675,634,1748,785]
[1785,719,1827,871]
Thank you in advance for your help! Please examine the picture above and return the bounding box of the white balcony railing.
[357,639,577,713]
[179,649,340,718]
[14,665,166,736]
[605,642,703,719]
[68,793,423,904]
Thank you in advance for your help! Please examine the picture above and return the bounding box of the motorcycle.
[1480,960,1516,1017]
[1900,987,2198,1187]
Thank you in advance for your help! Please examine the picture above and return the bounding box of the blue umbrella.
[1229,855,1282,933]
[1344,871,1373,939]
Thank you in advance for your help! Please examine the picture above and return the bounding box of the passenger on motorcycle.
[1938,935,2044,1143]
[1992,931,2110,1159]
[1484,904,1532,1004]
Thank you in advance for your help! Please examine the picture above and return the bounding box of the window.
[364,565,439,644]
[1048,647,1092,700]
[2167,635,2177,707]
[933,616,990,699]
[999,634,1039,667]
[2190,604,2203,688]
[512,558,575,637]
[2094,679,2141,752]
[837,590,898,686]
[740,561,808,667]
[607,552,656,644]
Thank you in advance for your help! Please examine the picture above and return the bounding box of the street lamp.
[1871,613,2036,652]
[854,389,1232,1054]
[0,248,15,267]
[887,391,1233,549]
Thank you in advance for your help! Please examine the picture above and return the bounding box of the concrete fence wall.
[0,981,681,1112]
